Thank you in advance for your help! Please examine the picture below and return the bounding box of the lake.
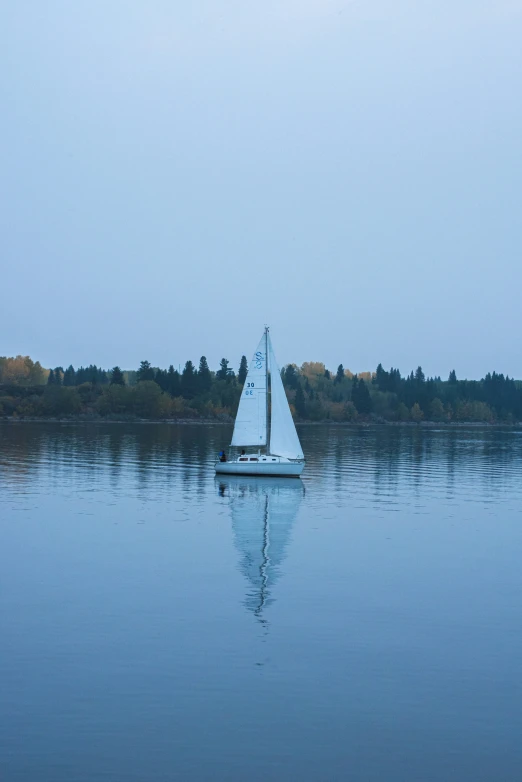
[1,422,522,781]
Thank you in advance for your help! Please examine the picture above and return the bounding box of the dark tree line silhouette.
[1,353,521,422]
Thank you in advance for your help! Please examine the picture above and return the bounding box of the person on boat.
[219,450,227,463]
[240,449,246,456]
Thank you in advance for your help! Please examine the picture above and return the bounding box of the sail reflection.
[218,477,303,621]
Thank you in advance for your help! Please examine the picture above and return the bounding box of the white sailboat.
[215,328,305,477]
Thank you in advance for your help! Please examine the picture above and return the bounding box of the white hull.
[215,457,305,478]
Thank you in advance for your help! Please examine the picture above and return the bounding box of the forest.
[1,354,521,424]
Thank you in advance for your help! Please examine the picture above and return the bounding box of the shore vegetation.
[1,355,521,423]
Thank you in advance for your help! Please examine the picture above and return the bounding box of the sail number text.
[245,382,255,396]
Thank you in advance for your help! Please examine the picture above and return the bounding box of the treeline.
[1,354,522,423]
[0,356,244,420]
[0,356,114,387]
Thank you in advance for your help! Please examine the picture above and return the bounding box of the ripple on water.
[2,422,522,782]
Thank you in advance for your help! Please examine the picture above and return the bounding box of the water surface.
[1,422,522,781]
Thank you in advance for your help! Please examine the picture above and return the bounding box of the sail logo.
[254,351,264,370]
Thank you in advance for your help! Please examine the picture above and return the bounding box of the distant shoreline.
[2,417,521,429]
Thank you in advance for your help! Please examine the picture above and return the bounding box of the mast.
[265,326,270,455]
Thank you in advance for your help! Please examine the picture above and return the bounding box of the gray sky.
[1,1,521,378]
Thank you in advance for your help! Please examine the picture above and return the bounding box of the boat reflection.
[217,477,304,622]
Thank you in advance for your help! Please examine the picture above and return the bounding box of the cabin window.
[249,458,258,462]
[272,458,277,461]
[239,458,248,462]
[262,458,266,461]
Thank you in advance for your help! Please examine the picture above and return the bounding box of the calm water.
[2,422,522,782]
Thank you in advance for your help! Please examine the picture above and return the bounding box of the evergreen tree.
[374,363,387,388]
[217,358,232,381]
[154,368,169,391]
[402,371,416,407]
[352,378,372,414]
[110,366,125,386]
[388,367,402,393]
[360,379,373,414]
[181,360,197,398]
[54,367,63,386]
[167,365,181,397]
[415,366,425,384]
[198,356,212,392]
[324,369,331,380]
[335,364,344,384]
[238,355,248,385]
[137,360,154,382]
[47,369,55,385]
[63,365,76,386]
[449,369,457,384]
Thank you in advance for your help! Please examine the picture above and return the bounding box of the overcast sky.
[1,1,521,378]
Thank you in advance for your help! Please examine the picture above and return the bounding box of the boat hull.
[215,458,305,478]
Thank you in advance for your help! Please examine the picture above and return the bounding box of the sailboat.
[215,327,305,477]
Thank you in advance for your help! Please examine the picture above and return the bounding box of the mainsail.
[268,336,304,460]
[231,334,267,447]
